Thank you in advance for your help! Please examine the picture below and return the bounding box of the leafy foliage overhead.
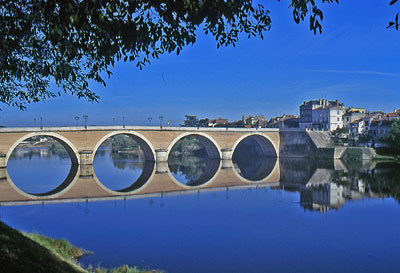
[1,0,395,109]
[388,0,400,29]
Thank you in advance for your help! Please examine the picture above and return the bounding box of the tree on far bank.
[387,119,400,151]
[1,0,398,109]
[182,115,199,127]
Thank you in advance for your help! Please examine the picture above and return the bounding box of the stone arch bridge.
[0,126,281,203]
[0,126,280,167]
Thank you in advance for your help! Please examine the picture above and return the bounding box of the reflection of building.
[294,166,382,213]
[300,183,345,212]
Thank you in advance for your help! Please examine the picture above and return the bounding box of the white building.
[312,105,345,131]
[299,99,345,131]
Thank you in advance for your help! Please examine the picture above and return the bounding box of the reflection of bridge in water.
[0,157,386,211]
[0,159,280,205]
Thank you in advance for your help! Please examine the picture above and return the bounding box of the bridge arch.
[231,133,278,183]
[231,133,278,158]
[6,132,80,166]
[92,131,156,194]
[167,132,222,160]
[93,131,156,162]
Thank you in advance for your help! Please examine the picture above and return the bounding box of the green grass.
[0,221,85,273]
[90,265,160,273]
[24,232,89,263]
[0,220,162,273]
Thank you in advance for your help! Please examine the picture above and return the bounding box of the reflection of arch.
[167,159,221,189]
[232,133,277,158]
[92,161,155,195]
[6,132,79,165]
[93,131,155,162]
[233,156,277,182]
[167,133,221,159]
[5,162,79,199]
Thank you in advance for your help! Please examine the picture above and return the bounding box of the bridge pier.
[0,166,6,181]
[155,149,168,162]
[156,161,169,174]
[0,154,6,168]
[79,164,94,178]
[221,148,233,160]
[79,150,93,165]
[221,160,233,169]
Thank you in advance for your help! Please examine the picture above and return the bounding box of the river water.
[2,141,400,273]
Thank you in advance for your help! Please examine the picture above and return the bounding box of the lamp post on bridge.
[40,116,43,129]
[112,117,115,126]
[83,115,88,129]
[123,116,125,128]
[148,117,152,126]
[74,116,80,126]
[33,118,36,127]
[159,115,163,129]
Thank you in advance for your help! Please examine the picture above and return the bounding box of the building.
[349,112,387,140]
[299,99,345,130]
[267,114,299,129]
[347,107,366,114]
[242,115,266,128]
[369,119,392,144]
[342,111,365,129]
[385,112,400,121]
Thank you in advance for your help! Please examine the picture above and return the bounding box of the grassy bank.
[0,220,85,273]
[0,221,161,273]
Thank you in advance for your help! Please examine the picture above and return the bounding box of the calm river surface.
[2,144,400,273]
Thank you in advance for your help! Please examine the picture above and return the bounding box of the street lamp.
[159,115,163,129]
[148,117,152,126]
[83,115,88,129]
[112,117,115,126]
[74,116,80,126]
[122,116,125,128]
[33,118,36,127]
[40,116,43,129]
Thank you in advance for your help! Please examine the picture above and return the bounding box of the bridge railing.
[0,126,280,133]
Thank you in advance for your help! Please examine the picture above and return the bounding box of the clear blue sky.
[2,0,400,127]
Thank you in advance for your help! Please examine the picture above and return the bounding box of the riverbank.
[0,221,161,273]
